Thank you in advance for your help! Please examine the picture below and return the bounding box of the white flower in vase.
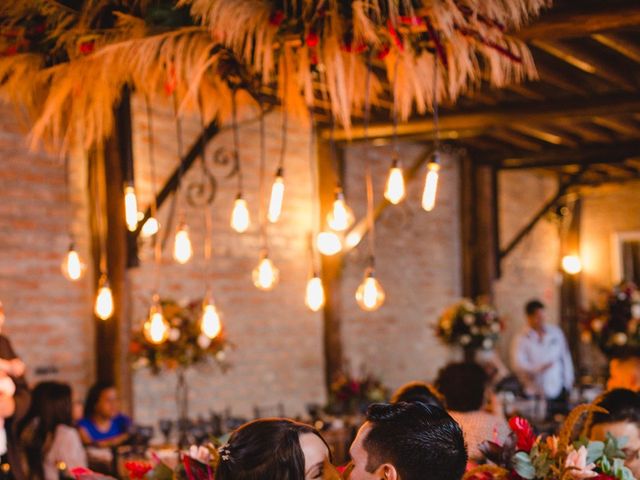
[168,328,181,342]
[197,334,212,349]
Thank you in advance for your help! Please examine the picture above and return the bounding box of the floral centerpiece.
[581,282,640,357]
[466,405,634,480]
[328,372,388,415]
[437,299,502,351]
[130,299,230,374]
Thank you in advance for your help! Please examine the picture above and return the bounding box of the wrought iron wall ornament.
[185,145,240,208]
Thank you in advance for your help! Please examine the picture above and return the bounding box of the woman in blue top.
[77,382,131,447]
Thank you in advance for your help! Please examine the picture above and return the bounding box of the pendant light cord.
[433,59,440,155]
[307,108,319,274]
[198,96,213,288]
[258,101,268,250]
[392,56,399,160]
[364,54,375,267]
[278,50,288,171]
[145,96,162,293]
[231,88,244,195]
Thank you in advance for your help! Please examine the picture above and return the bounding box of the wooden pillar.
[560,198,582,371]
[89,88,135,412]
[317,137,344,388]
[461,156,500,299]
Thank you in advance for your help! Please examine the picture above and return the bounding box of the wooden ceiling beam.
[508,124,578,147]
[325,93,640,141]
[515,3,640,41]
[592,33,640,63]
[495,140,640,169]
[591,116,640,137]
[531,40,636,91]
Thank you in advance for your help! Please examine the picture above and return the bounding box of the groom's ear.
[376,463,398,480]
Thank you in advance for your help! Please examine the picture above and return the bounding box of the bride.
[215,418,332,480]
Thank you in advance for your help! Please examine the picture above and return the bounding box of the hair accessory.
[218,444,231,462]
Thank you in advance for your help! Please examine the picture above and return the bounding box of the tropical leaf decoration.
[0,0,548,153]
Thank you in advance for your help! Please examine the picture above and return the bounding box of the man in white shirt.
[511,299,574,417]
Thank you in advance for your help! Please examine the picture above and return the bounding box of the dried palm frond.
[557,404,607,460]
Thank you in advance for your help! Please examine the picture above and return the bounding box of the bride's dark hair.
[215,418,330,480]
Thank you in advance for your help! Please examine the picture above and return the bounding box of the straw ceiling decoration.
[0,0,548,152]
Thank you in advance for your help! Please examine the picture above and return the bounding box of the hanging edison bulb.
[268,168,285,223]
[316,231,342,256]
[252,251,279,291]
[143,297,170,345]
[94,275,114,320]
[422,157,440,212]
[231,194,251,233]
[384,159,406,205]
[141,217,160,238]
[173,222,193,264]
[124,183,139,232]
[61,242,85,281]
[200,296,222,339]
[327,189,354,232]
[305,274,325,312]
[355,268,386,311]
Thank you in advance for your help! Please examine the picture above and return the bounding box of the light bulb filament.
[231,195,251,233]
[268,170,285,223]
[422,161,440,212]
[124,184,139,232]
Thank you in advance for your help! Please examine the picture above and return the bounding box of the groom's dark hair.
[363,402,467,480]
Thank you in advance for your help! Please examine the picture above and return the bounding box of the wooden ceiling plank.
[592,33,640,63]
[592,116,640,136]
[509,124,578,147]
[327,93,640,140]
[531,40,636,91]
[516,4,640,40]
[489,129,545,151]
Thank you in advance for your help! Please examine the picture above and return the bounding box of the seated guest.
[215,418,330,479]
[77,382,130,447]
[18,382,87,480]
[390,381,446,408]
[436,362,509,461]
[0,301,30,480]
[590,388,640,478]
[608,357,640,391]
[349,402,467,480]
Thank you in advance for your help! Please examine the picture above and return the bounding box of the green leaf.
[513,452,536,480]
[613,458,635,480]
[146,462,174,480]
[586,441,604,464]
[604,433,627,459]
[600,455,612,474]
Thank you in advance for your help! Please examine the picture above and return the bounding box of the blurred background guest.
[511,299,574,417]
[77,382,130,448]
[436,362,509,461]
[590,388,640,478]
[0,301,30,480]
[391,381,446,408]
[608,357,640,391]
[17,382,86,480]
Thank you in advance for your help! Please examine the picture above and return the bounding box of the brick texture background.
[0,103,95,403]
[3,94,637,424]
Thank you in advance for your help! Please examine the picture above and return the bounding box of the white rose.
[482,338,493,350]
[463,314,475,325]
[632,304,640,320]
[460,334,472,346]
[490,322,501,333]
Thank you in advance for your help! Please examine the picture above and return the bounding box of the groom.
[348,402,467,480]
